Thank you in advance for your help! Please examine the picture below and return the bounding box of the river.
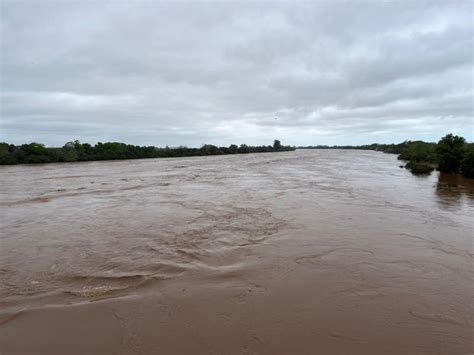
[1,150,473,354]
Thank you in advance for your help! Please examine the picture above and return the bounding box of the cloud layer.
[1,1,472,146]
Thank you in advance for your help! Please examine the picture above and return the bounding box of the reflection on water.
[435,173,474,209]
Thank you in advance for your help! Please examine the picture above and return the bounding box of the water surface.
[1,150,473,354]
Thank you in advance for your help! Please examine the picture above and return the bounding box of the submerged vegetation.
[300,133,473,178]
[0,139,294,165]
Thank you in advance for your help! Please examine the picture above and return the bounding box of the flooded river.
[1,150,473,354]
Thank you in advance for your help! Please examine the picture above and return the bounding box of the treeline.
[0,139,295,165]
[300,134,474,178]
[298,142,433,155]
[299,143,398,152]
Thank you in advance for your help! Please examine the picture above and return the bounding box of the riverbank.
[0,140,294,165]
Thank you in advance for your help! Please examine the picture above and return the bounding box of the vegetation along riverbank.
[2,134,472,179]
[300,134,473,178]
[0,139,294,165]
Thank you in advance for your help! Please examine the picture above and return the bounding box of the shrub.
[398,141,437,163]
[405,161,434,175]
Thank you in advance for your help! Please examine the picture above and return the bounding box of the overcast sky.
[1,1,472,147]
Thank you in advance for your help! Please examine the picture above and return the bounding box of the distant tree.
[81,143,94,159]
[239,144,249,153]
[200,144,220,155]
[398,141,437,163]
[273,139,281,150]
[460,144,474,178]
[0,143,16,164]
[63,140,87,160]
[21,142,48,156]
[229,144,238,154]
[436,134,466,173]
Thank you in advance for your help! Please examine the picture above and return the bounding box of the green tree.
[273,139,281,150]
[398,141,437,163]
[229,144,238,154]
[62,141,80,162]
[239,144,249,153]
[436,134,466,173]
[460,144,474,178]
[200,144,220,155]
[21,142,48,156]
[0,143,16,164]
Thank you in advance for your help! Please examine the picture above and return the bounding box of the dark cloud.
[1,1,472,146]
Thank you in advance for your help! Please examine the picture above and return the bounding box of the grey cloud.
[1,0,472,147]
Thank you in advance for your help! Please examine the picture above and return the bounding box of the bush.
[398,141,437,163]
[405,161,434,175]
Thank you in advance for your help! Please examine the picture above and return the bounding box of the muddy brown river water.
[1,150,473,354]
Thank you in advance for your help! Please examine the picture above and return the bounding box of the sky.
[1,1,473,147]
